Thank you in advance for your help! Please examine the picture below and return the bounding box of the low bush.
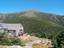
[0,38,25,46]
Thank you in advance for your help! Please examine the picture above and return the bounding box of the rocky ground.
[0,34,53,48]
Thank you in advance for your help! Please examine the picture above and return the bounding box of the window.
[20,29,22,31]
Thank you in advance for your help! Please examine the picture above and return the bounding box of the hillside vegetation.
[0,10,64,48]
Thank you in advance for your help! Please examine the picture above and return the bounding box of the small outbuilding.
[0,23,24,37]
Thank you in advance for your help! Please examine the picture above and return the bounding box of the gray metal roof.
[0,23,23,30]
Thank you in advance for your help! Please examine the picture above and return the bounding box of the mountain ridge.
[0,10,63,39]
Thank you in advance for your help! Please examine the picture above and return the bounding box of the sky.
[0,0,64,15]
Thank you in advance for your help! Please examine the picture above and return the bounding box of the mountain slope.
[0,10,63,39]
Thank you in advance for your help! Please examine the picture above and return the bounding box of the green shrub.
[0,38,25,46]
